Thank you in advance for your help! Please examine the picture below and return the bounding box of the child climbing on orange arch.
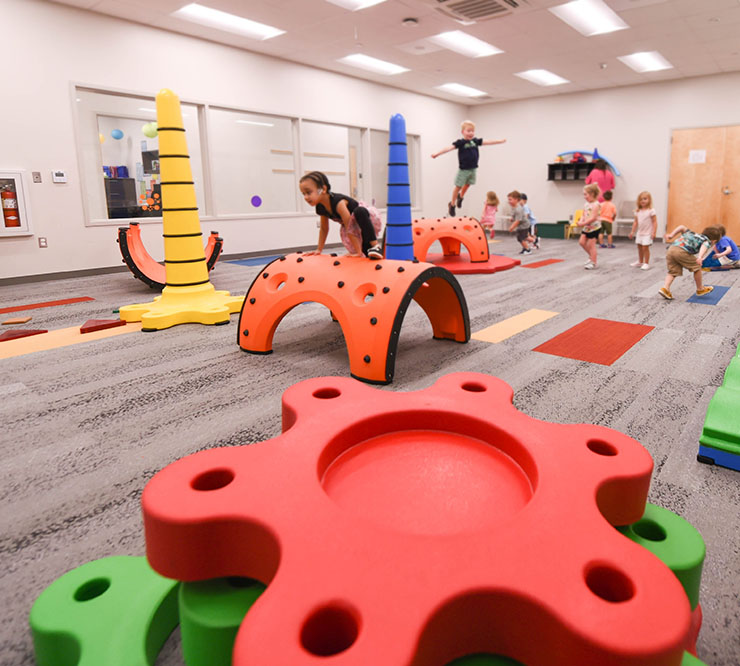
[299,171,383,259]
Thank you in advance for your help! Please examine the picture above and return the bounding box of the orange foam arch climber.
[411,217,520,274]
[412,216,489,263]
[117,222,223,290]
[238,253,469,384]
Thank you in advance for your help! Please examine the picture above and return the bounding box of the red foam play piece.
[142,372,691,666]
[0,329,48,342]
[0,297,94,315]
[80,319,127,334]
[533,317,654,366]
[521,258,564,269]
[425,253,520,274]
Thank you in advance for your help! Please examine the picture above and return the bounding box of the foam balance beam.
[117,222,223,290]
[238,253,470,384]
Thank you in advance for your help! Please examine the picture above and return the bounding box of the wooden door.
[721,126,740,238]
[667,125,740,239]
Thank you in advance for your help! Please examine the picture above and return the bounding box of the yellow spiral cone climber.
[119,89,244,330]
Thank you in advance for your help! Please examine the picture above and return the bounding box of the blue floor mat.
[228,255,281,267]
[686,284,730,305]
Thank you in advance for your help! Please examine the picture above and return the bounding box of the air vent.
[429,0,528,22]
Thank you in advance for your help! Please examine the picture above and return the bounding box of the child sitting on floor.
[659,225,721,300]
[702,225,740,269]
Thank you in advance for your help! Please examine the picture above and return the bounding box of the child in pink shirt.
[628,191,657,270]
[480,191,498,239]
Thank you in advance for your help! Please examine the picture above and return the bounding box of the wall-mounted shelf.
[548,162,596,181]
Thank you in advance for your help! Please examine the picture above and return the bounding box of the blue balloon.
[111,129,124,140]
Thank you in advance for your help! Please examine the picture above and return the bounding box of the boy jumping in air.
[432,120,506,217]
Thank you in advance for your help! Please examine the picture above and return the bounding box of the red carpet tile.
[0,297,94,315]
[533,317,654,366]
[521,258,564,269]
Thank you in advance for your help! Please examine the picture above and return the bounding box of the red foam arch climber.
[411,217,520,274]
[237,253,470,384]
[117,222,223,290]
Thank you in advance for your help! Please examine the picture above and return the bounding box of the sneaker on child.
[367,243,383,260]
[696,286,714,296]
[641,263,650,270]
[630,261,642,267]
[584,262,596,269]
[659,287,673,300]
[448,203,456,217]
[456,195,464,208]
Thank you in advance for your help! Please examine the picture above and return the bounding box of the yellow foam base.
[472,309,558,344]
[119,283,244,330]
[0,322,141,360]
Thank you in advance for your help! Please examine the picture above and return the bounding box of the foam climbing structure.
[237,253,469,384]
[411,217,519,274]
[117,222,223,290]
[142,372,695,665]
[698,341,740,471]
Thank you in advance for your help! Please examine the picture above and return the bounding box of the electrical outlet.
[38,237,48,248]
[32,172,42,183]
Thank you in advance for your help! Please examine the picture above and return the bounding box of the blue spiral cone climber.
[385,114,414,260]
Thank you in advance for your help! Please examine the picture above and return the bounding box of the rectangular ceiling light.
[435,83,487,98]
[428,30,503,58]
[549,0,628,36]
[338,53,409,75]
[172,3,285,40]
[325,0,387,9]
[236,120,275,127]
[515,69,570,86]
[617,51,673,73]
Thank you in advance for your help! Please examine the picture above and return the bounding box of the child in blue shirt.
[432,120,506,217]
[702,225,739,269]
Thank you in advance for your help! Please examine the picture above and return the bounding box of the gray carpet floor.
[0,236,738,665]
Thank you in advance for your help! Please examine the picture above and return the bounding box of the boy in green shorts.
[432,120,506,217]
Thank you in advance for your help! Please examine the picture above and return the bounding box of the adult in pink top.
[585,159,615,202]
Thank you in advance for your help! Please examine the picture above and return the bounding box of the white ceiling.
[48,0,740,104]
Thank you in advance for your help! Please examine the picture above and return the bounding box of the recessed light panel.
[617,51,673,72]
[549,0,629,36]
[428,31,503,58]
[435,83,487,98]
[515,69,570,86]
[338,53,409,75]
[172,3,285,40]
[325,0,387,10]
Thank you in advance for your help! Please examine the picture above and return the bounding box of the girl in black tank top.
[299,171,382,259]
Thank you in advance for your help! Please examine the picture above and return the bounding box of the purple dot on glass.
[251,195,262,207]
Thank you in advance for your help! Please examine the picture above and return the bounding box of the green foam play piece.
[29,556,178,666]
[699,345,740,454]
[179,576,265,666]
[617,503,705,609]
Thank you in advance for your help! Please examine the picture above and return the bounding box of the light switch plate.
[51,170,67,183]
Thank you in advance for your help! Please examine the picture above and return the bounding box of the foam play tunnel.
[238,253,470,384]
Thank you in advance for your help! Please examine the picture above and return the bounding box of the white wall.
[0,0,465,280]
[469,73,740,235]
